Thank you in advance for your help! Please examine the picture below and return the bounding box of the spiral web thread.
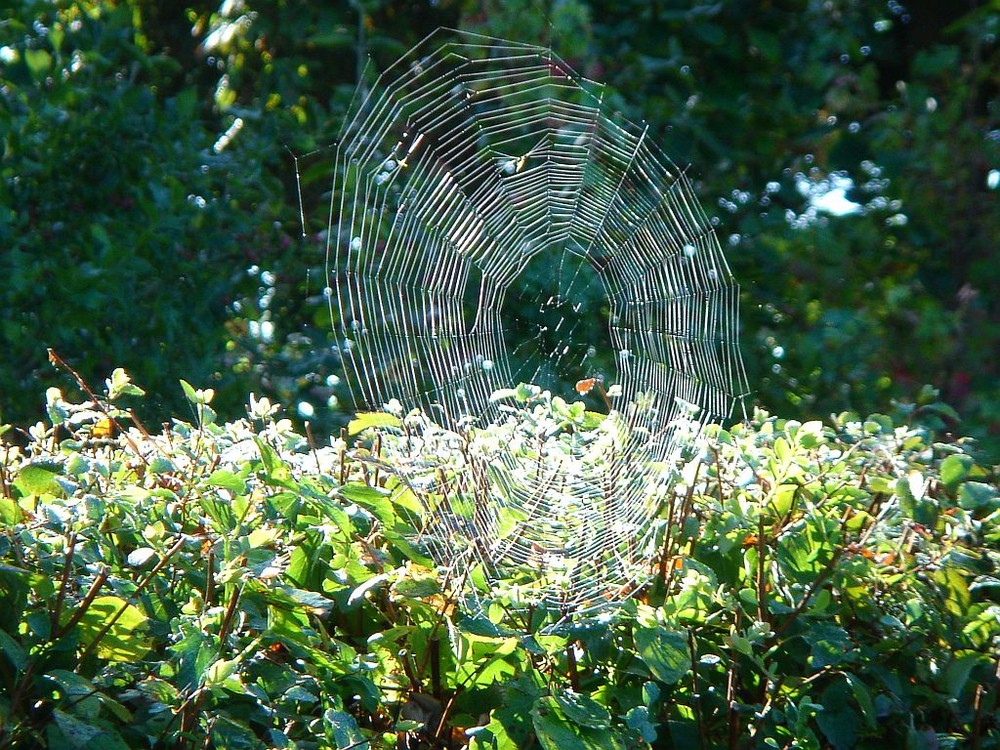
[327,29,750,622]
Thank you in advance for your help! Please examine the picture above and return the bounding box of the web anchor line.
[327,28,750,629]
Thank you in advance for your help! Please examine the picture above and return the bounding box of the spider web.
[327,29,750,624]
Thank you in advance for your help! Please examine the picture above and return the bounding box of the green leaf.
[207,469,248,494]
[469,716,520,749]
[14,461,64,497]
[944,653,982,699]
[347,412,401,436]
[625,705,658,743]
[25,48,52,79]
[939,454,973,490]
[532,697,625,750]
[107,368,145,399]
[179,379,199,403]
[958,482,999,511]
[815,680,859,750]
[171,629,216,692]
[269,584,335,616]
[532,697,586,750]
[179,379,213,405]
[0,630,27,671]
[842,673,876,729]
[71,596,151,662]
[774,436,791,464]
[52,708,101,747]
[324,708,368,749]
[0,496,25,525]
[200,494,237,531]
[934,567,971,616]
[255,437,294,487]
[554,689,611,729]
[635,626,689,684]
[148,456,175,474]
[339,483,395,525]
[804,623,853,669]
[204,658,241,690]
[392,574,441,599]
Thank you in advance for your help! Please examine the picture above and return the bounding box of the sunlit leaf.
[347,412,401,436]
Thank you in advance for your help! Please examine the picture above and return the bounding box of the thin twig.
[51,528,77,632]
[46,349,149,466]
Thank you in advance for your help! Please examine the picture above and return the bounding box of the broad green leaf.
[642,681,660,705]
[208,469,248,494]
[390,486,423,516]
[939,454,973,490]
[52,708,101,747]
[134,676,180,705]
[339,483,395,525]
[45,670,104,719]
[532,697,625,750]
[324,708,368,749]
[255,437,294,486]
[959,482,999,511]
[179,379,213,404]
[469,715,521,749]
[286,545,312,588]
[171,629,217,692]
[554,689,611,729]
[107,368,145,399]
[934,568,971,616]
[210,716,261,749]
[815,680,858,750]
[25,48,52,78]
[804,623,853,669]
[625,705,658,743]
[774,437,791,464]
[71,596,151,662]
[392,573,441,599]
[14,462,64,497]
[200,494,237,531]
[269,584,335,616]
[204,658,241,690]
[635,626,689,684]
[0,631,27,671]
[944,653,983,699]
[0,496,25,525]
[842,673,876,729]
[348,412,401,436]
[531,697,586,750]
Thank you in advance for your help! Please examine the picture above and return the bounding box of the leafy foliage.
[1,371,998,748]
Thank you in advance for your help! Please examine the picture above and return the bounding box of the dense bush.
[1,372,997,748]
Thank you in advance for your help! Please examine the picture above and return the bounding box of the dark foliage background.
[2,0,998,456]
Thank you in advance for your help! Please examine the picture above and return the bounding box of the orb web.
[327,29,750,623]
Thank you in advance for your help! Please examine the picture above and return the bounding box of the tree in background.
[2,0,997,456]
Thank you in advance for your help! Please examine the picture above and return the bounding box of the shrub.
[0,371,997,748]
